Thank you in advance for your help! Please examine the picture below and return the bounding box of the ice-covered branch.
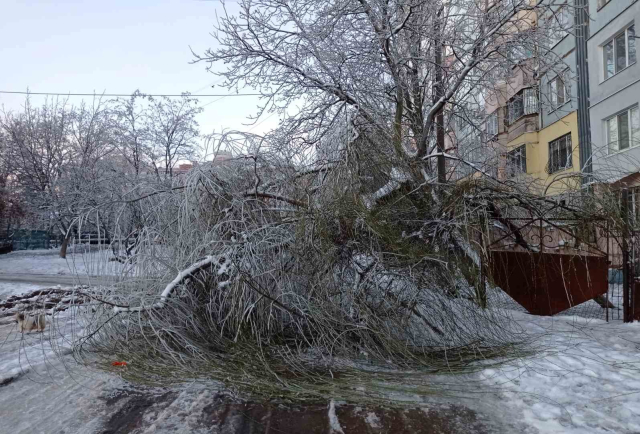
[113,255,221,313]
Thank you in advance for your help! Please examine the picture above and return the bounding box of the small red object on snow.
[111,361,127,366]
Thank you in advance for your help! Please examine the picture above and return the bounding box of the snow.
[478,312,640,433]
[0,247,121,276]
[114,254,220,313]
[328,399,345,434]
[365,411,382,429]
[2,267,640,433]
[0,303,121,433]
[0,281,49,299]
[362,167,410,209]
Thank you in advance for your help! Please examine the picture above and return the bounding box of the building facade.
[457,0,591,196]
[536,1,583,195]
[588,0,640,181]
[448,0,605,196]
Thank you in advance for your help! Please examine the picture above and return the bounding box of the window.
[508,94,524,124]
[603,25,636,79]
[524,88,538,115]
[629,188,640,223]
[548,6,572,47]
[507,45,533,64]
[548,134,573,173]
[486,111,498,137]
[507,88,537,124]
[607,106,640,153]
[507,145,527,177]
[597,0,611,9]
[548,72,570,109]
[616,188,640,225]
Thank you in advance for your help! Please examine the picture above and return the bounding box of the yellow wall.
[507,112,581,195]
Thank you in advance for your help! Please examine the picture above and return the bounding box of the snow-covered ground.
[0,281,49,299]
[478,313,640,433]
[1,274,640,432]
[0,302,123,433]
[0,247,122,276]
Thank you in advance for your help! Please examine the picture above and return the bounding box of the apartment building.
[435,0,598,196]
[479,1,589,196]
[536,2,584,195]
[587,0,640,183]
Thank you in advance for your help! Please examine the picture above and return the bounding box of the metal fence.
[10,229,53,250]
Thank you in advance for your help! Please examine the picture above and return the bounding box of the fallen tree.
[69,127,553,402]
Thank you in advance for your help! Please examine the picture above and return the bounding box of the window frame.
[547,133,573,174]
[597,0,611,12]
[606,105,640,154]
[508,93,525,124]
[547,71,570,111]
[507,87,537,125]
[524,88,538,115]
[548,5,572,47]
[603,24,637,80]
[486,111,498,137]
[506,145,527,177]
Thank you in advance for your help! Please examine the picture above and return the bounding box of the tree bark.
[59,232,72,258]
[392,89,405,160]
[434,6,446,184]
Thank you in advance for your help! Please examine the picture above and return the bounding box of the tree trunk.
[434,7,446,185]
[392,89,404,160]
[59,233,72,258]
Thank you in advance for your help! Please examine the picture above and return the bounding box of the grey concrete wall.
[590,79,640,178]
[588,2,640,105]
[588,2,640,178]
[588,0,637,36]
[540,50,578,129]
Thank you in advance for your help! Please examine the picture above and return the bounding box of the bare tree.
[146,94,202,179]
[0,97,117,257]
[194,0,568,176]
[0,98,73,255]
[62,98,117,256]
[112,90,153,178]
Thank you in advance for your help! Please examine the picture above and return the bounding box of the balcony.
[505,87,538,142]
[507,114,538,142]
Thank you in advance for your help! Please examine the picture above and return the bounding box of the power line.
[247,111,278,132]
[190,75,228,94]
[202,95,230,108]
[0,90,261,98]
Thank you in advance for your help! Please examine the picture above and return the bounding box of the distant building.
[173,162,197,176]
[212,151,234,166]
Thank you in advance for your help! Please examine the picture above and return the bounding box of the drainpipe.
[575,0,592,184]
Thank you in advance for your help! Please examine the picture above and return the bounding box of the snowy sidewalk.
[0,248,122,276]
[477,313,640,433]
[1,262,640,433]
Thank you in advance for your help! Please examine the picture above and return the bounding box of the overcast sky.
[0,0,278,154]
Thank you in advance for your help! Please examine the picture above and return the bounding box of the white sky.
[0,0,279,156]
